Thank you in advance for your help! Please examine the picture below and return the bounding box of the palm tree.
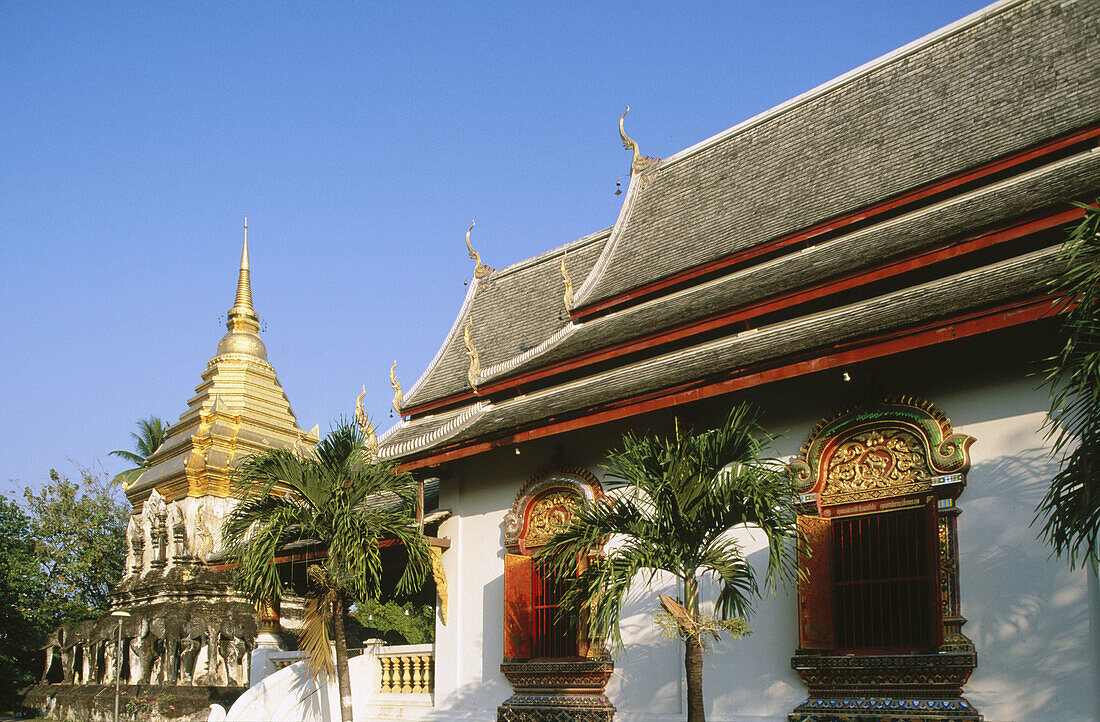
[109,416,170,487]
[539,403,797,722]
[222,421,430,722]
[1036,200,1100,569]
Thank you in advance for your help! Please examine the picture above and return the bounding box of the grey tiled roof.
[378,0,1099,462]
[401,228,610,409]
[572,0,1100,309]
[380,245,1061,458]
[498,149,1100,379]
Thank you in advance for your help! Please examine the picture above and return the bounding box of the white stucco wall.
[401,354,1098,722]
[949,388,1095,722]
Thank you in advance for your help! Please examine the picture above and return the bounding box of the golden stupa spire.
[233,216,254,312]
[215,217,267,360]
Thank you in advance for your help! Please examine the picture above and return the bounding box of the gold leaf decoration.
[465,220,494,282]
[464,320,481,392]
[390,362,404,414]
[355,385,379,455]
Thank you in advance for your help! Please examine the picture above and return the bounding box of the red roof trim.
[398,296,1057,472]
[401,206,1082,418]
[571,122,1100,321]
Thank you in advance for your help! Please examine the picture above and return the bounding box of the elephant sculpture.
[178,617,205,685]
[151,615,184,684]
[218,617,254,686]
[128,617,156,685]
[40,625,66,683]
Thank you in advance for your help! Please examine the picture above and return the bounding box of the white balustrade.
[375,644,434,695]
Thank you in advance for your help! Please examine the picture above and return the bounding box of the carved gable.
[504,466,602,554]
[790,396,974,511]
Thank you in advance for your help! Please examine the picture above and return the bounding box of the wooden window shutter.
[503,553,533,659]
[797,514,835,650]
[925,500,944,648]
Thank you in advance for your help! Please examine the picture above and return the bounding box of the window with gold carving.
[789,398,974,654]
[502,469,602,661]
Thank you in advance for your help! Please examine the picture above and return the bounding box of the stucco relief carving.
[821,429,931,503]
[128,512,145,575]
[504,467,602,553]
[525,491,581,547]
[195,508,216,562]
[146,490,169,568]
[168,501,191,561]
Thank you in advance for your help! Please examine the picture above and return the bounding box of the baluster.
[379,655,392,693]
[411,654,423,693]
[400,655,412,693]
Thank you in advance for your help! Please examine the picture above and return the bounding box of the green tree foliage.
[223,421,431,722]
[353,599,434,645]
[0,496,52,704]
[0,465,126,705]
[110,416,170,488]
[23,466,128,622]
[539,403,798,722]
[1037,201,1100,568]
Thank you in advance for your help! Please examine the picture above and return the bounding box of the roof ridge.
[658,0,1026,172]
[572,164,646,307]
[402,275,481,406]
[379,400,489,458]
[401,226,612,408]
[571,0,1027,313]
[487,226,612,282]
[396,242,1059,460]
[479,321,579,382]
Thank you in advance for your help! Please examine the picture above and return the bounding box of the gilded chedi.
[122,224,319,578]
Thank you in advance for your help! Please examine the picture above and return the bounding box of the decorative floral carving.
[821,429,931,503]
[429,546,449,626]
[504,467,602,553]
[525,491,580,547]
[355,385,379,455]
[789,396,974,497]
[465,320,481,392]
[939,520,952,612]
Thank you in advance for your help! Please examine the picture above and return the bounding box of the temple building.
[331,1,1094,720]
[26,227,319,719]
[32,0,1100,720]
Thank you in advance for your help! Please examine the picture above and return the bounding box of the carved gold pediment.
[790,396,974,511]
[504,466,602,554]
[524,491,581,547]
[820,428,931,505]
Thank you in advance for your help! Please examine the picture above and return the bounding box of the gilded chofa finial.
[464,320,481,393]
[619,106,659,175]
[390,362,404,414]
[561,250,574,313]
[355,385,379,455]
[465,220,495,282]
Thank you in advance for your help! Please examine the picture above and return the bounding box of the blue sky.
[0,1,990,495]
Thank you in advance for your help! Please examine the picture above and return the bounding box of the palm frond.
[109,466,145,488]
[301,586,336,680]
[540,402,797,654]
[1037,200,1100,567]
[109,415,170,486]
[221,418,434,692]
[109,450,144,466]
